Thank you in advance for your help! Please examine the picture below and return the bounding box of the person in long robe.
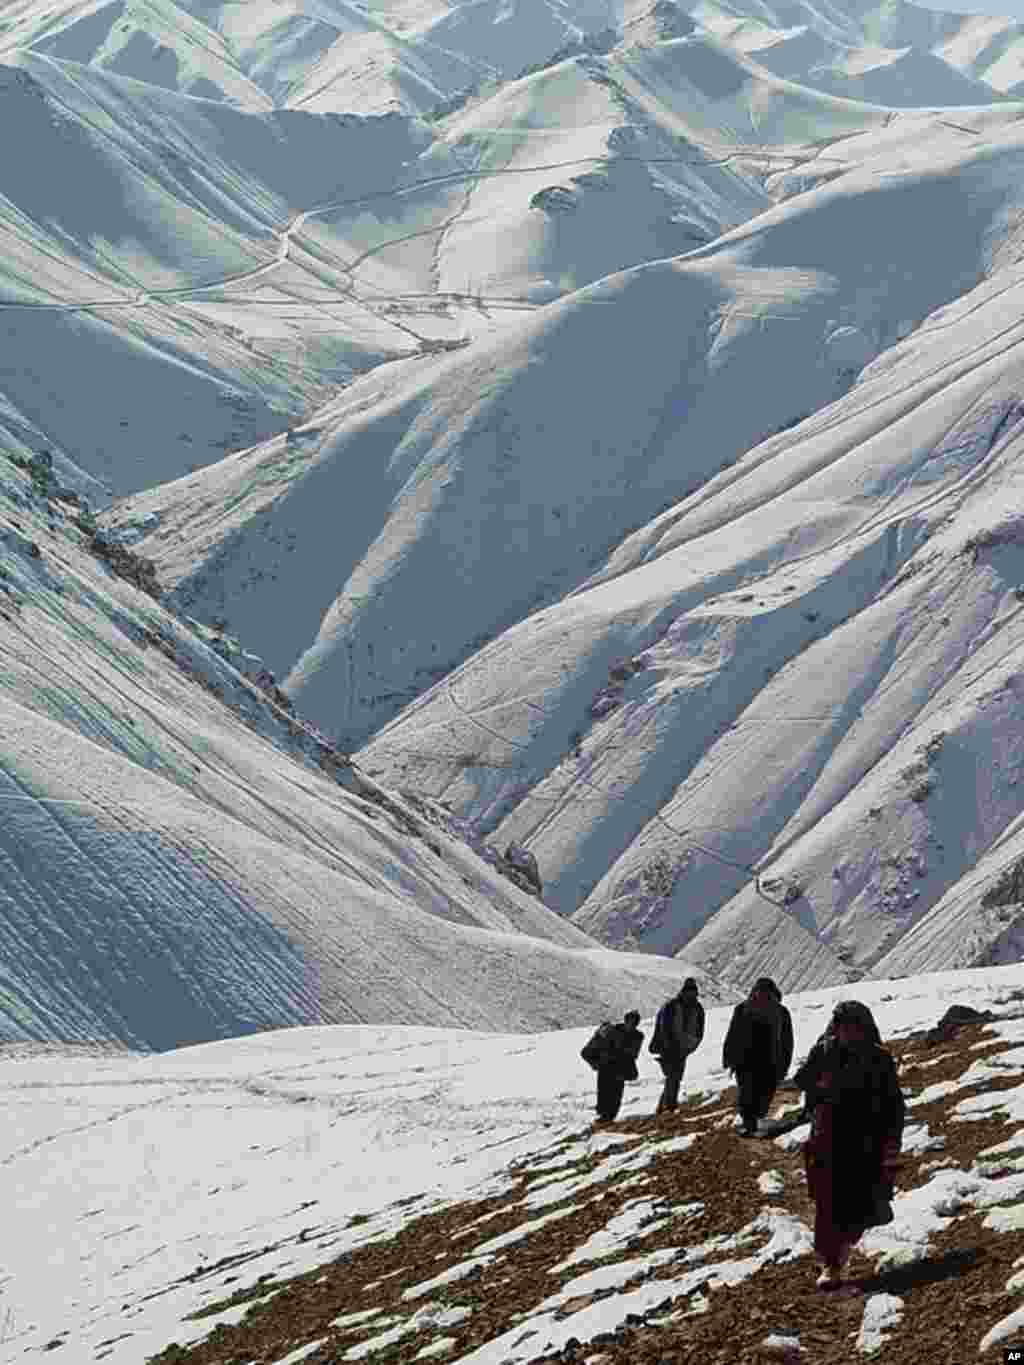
[800,1000,905,1289]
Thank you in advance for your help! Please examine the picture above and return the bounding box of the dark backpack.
[581,1022,617,1071]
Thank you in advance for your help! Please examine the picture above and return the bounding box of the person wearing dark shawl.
[801,1000,905,1289]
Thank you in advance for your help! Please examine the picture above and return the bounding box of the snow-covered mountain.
[8,0,1024,113]
[0,444,735,1047]
[0,39,782,497]
[92,93,1024,995]
[9,0,1024,1038]
[0,54,452,490]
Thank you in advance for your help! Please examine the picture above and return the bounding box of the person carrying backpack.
[650,978,705,1114]
[581,1011,644,1123]
[722,977,794,1136]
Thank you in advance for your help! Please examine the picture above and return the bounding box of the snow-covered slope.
[2,967,1023,1362]
[738,28,1011,107]
[3,0,1020,506]
[0,0,587,116]
[611,27,896,144]
[336,130,1024,991]
[938,16,1024,97]
[10,0,1024,1017]
[114,105,1024,736]
[0,447,729,1048]
[0,42,784,498]
[690,0,1024,102]
[0,54,464,492]
[9,1,1024,1353]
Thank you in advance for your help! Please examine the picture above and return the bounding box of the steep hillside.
[689,0,1024,101]
[0,446,724,1047]
[107,105,1024,740]
[0,0,585,115]
[9,0,1024,1014]
[144,1005,1024,1364]
[0,54,455,492]
[739,30,1011,107]
[7,0,1020,509]
[348,179,1024,991]
[0,42,782,498]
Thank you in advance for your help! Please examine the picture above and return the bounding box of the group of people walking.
[581,978,905,1290]
[581,977,707,1123]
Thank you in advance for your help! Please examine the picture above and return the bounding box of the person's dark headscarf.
[751,977,781,1002]
[830,999,882,1047]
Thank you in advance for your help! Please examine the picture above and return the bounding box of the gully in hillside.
[798,999,906,1290]
[580,1011,644,1123]
[722,977,795,1136]
[649,977,706,1114]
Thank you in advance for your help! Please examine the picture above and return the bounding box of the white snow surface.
[856,1293,905,1355]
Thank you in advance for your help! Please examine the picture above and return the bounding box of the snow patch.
[856,1294,904,1355]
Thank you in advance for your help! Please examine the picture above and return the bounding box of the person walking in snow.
[582,1011,644,1123]
[650,978,705,1113]
[722,977,794,1136]
[801,1000,905,1290]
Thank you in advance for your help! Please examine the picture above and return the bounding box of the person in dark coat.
[801,1000,905,1289]
[722,977,794,1135]
[651,978,706,1113]
[595,1011,644,1123]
